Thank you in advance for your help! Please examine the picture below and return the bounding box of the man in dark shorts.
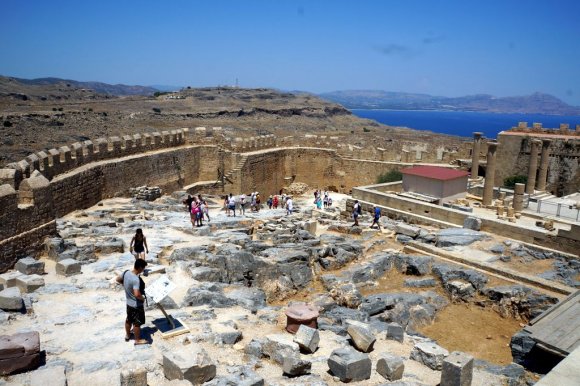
[116,259,148,345]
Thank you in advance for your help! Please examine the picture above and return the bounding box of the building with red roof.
[401,166,469,204]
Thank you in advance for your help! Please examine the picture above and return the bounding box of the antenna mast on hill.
[235,78,239,88]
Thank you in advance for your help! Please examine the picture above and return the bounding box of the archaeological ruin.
[0,122,578,385]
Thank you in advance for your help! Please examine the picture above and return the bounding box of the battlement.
[511,121,580,136]
[1,128,189,189]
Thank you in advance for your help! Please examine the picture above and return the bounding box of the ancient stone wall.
[0,144,221,269]
[495,130,580,196]
[351,186,580,255]
[1,128,189,189]
[0,127,473,270]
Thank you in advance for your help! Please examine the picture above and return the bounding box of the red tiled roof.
[401,166,469,181]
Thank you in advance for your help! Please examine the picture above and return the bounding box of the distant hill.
[319,90,580,115]
[0,76,157,97]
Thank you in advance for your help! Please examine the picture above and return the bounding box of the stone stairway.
[222,154,249,184]
[531,192,557,201]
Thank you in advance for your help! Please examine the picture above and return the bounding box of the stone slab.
[30,365,67,386]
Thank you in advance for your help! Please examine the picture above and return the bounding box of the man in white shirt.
[286,196,293,216]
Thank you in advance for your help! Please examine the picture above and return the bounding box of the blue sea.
[351,109,580,139]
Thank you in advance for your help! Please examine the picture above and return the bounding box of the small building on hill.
[401,166,469,204]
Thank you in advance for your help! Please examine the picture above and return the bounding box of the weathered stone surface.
[30,365,67,386]
[435,228,487,247]
[327,347,371,382]
[394,255,433,276]
[282,356,312,376]
[94,237,124,254]
[463,217,482,231]
[293,325,319,354]
[45,237,65,259]
[0,272,23,288]
[0,331,41,375]
[410,342,449,370]
[329,282,362,308]
[377,353,405,381]
[432,264,488,290]
[244,338,264,358]
[55,258,81,276]
[386,322,405,343]
[204,366,264,386]
[510,330,536,366]
[120,362,147,386]
[395,223,421,238]
[445,280,475,301]
[404,277,437,288]
[15,257,44,275]
[347,321,376,353]
[263,334,300,365]
[441,351,473,386]
[0,287,23,311]
[16,274,45,293]
[163,345,216,384]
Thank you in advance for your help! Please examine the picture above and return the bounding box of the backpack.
[357,204,362,214]
[122,270,148,306]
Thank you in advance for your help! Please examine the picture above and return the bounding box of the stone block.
[327,347,371,382]
[376,353,405,381]
[441,351,474,386]
[163,345,216,384]
[15,257,45,275]
[463,216,482,231]
[0,331,41,375]
[120,362,148,386]
[0,287,23,311]
[347,321,376,353]
[282,356,311,376]
[16,275,45,293]
[263,334,300,365]
[244,338,264,358]
[293,324,319,354]
[386,322,405,343]
[410,342,449,370]
[0,272,23,288]
[30,365,67,386]
[56,258,82,276]
[395,223,421,238]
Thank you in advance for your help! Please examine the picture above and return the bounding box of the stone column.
[525,139,541,194]
[471,132,483,178]
[536,139,551,191]
[513,183,525,212]
[482,142,498,206]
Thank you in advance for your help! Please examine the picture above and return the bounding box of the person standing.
[352,200,361,227]
[267,195,273,209]
[228,193,237,217]
[272,194,279,209]
[286,196,293,216]
[239,193,247,216]
[130,229,148,259]
[370,205,381,230]
[116,259,149,345]
[255,193,261,212]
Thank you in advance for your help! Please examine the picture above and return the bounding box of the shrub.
[152,107,162,114]
[377,169,403,183]
[363,127,370,132]
[503,175,527,189]
[3,120,12,127]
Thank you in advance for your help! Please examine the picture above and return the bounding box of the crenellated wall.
[1,128,189,189]
[0,127,473,270]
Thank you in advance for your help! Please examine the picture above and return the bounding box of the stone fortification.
[0,128,189,189]
[495,122,580,196]
[1,126,462,270]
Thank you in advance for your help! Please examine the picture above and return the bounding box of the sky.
[1,1,580,104]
